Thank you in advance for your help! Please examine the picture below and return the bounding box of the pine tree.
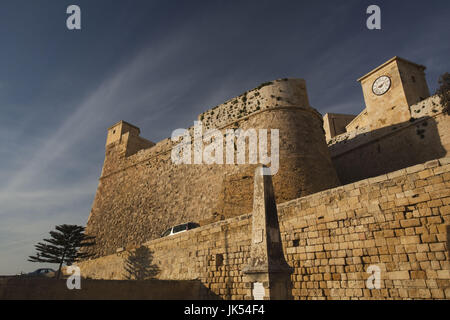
[28,224,95,279]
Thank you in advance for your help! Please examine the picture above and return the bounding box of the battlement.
[86,78,341,258]
[104,79,318,164]
[101,78,322,178]
[104,120,155,159]
[106,120,141,146]
[328,94,449,185]
[198,78,314,130]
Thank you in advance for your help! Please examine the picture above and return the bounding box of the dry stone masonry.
[84,78,340,259]
[78,57,449,300]
[77,157,450,299]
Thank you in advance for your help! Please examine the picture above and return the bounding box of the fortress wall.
[85,79,340,259]
[198,79,310,130]
[77,213,254,300]
[278,157,450,300]
[344,108,369,133]
[76,158,450,300]
[329,95,450,185]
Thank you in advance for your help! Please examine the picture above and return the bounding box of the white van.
[161,222,200,238]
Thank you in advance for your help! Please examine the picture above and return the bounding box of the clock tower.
[357,56,430,130]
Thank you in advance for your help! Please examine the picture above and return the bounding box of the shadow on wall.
[124,246,160,280]
[0,278,222,300]
[332,115,447,185]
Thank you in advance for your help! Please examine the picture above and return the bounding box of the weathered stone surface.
[330,95,449,185]
[77,157,450,300]
[325,57,449,185]
[76,58,450,300]
[84,79,340,258]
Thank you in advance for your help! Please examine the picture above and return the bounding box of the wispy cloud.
[1,0,449,275]
[0,27,214,273]
[0,13,250,272]
[2,38,189,191]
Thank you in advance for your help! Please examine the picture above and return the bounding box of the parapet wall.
[85,79,340,258]
[278,157,450,299]
[77,157,450,300]
[329,95,450,184]
[198,79,310,130]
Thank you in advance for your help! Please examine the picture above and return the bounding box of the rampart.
[77,158,450,300]
[329,95,450,184]
[85,79,341,258]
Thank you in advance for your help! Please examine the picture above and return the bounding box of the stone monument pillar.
[243,165,293,300]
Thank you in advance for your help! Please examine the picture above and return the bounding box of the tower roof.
[107,120,141,133]
[357,56,426,82]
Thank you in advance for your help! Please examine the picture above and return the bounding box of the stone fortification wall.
[329,95,450,184]
[85,79,340,258]
[77,158,450,300]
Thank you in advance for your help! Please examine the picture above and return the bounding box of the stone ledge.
[278,156,450,211]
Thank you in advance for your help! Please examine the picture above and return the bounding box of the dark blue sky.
[0,0,449,274]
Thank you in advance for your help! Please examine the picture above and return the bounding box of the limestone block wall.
[198,79,310,130]
[85,79,340,258]
[345,108,369,133]
[77,158,450,300]
[329,95,450,184]
[278,157,450,300]
[78,214,254,300]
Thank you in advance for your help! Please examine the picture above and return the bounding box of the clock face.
[372,76,391,96]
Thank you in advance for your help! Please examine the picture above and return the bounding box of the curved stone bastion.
[84,78,340,258]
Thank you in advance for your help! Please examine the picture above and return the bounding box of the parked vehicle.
[25,268,56,278]
[161,222,200,238]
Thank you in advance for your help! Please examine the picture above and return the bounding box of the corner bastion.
[84,79,341,258]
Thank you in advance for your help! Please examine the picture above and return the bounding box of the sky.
[0,0,449,275]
